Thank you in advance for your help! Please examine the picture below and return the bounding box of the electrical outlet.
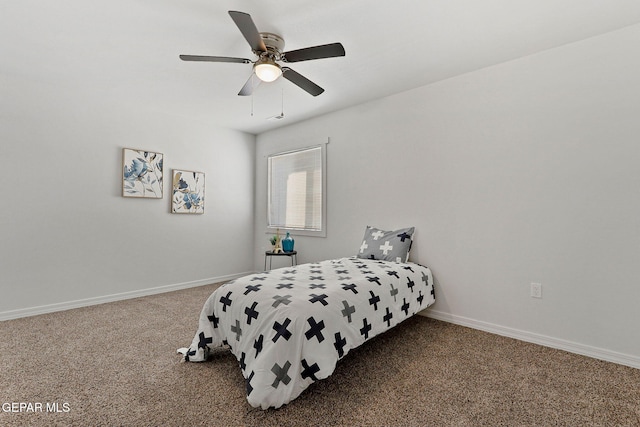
[530,282,542,298]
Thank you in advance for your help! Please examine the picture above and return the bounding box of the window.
[267,143,326,237]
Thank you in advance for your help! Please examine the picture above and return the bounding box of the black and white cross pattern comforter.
[182,257,435,409]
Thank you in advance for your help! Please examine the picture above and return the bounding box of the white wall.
[1,73,256,317]
[255,24,640,365]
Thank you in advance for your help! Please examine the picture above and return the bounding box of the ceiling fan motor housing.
[259,32,285,58]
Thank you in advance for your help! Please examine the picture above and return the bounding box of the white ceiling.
[4,1,640,135]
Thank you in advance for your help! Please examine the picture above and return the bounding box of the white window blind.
[268,145,324,233]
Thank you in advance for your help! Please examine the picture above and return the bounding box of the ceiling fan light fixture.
[254,59,282,82]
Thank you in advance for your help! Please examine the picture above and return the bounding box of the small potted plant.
[269,229,283,253]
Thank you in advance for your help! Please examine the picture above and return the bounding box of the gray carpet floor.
[1,282,639,426]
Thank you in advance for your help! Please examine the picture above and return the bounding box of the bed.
[180,226,435,409]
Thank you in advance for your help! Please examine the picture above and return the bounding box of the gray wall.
[255,24,640,366]
[1,71,256,317]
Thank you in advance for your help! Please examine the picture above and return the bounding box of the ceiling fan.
[180,11,345,97]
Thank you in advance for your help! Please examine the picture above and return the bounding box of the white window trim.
[266,139,328,238]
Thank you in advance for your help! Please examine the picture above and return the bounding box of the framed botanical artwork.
[172,169,205,214]
[122,148,164,198]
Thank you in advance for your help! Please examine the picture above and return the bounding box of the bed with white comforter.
[181,256,434,409]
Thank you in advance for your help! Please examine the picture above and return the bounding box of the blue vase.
[282,232,295,252]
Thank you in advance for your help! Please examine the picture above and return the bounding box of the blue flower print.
[124,158,149,182]
[183,192,201,210]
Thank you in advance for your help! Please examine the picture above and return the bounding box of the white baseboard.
[420,309,640,370]
[0,272,253,322]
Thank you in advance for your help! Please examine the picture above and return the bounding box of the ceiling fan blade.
[179,55,251,64]
[228,11,266,53]
[282,67,324,96]
[238,73,261,96]
[283,42,345,63]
